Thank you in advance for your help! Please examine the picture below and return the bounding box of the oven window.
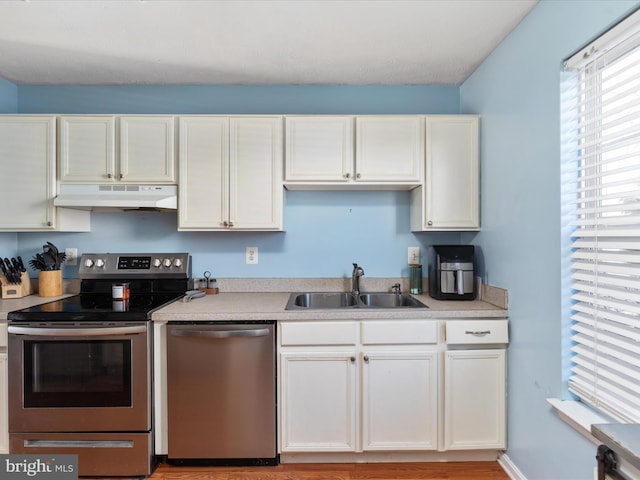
[23,340,132,408]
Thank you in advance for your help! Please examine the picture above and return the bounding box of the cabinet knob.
[46,221,53,227]
[356,173,361,179]
[344,172,351,179]
[363,355,369,363]
[427,221,433,226]
[119,173,124,179]
[228,220,234,227]
[107,173,113,179]
[350,356,356,363]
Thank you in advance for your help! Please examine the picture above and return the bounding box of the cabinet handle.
[427,220,433,226]
[107,173,113,179]
[228,220,234,227]
[350,356,356,363]
[363,355,369,363]
[344,172,351,179]
[465,330,491,336]
[46,221,52,227]
[356,173,361,179]
[119,173,124,179]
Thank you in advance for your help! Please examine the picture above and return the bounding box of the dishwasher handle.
[170,327,270,339]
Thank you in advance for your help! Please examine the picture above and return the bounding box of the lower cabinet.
[444,349,506,449]
[279,318,508,456]
[0,352,7,453]
[279,320,439,453]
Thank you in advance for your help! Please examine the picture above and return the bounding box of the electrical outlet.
[408,246,420,265]
[65,247,78,266]
[246,246,258,265]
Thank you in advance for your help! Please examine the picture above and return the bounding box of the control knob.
[163,258,172,268]
[153,258,162,268]
[84,258,94,268]
[173,258,183,268]
[95,258,105,268]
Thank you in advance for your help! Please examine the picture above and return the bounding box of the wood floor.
[149,462,510,480]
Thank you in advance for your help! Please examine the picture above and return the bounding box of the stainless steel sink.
[285,292,427,310]
[359,293,426,308]
[287,292,358,309]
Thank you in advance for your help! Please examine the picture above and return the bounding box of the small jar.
[409,264,422,295]
[112,282,130,300]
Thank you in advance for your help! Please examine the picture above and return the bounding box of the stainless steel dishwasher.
[166,321,277,465]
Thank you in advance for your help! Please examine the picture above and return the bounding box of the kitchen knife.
[3,258,15,283]
[0,258,8,282]
[17,256,26,272]
[11,257,23,283]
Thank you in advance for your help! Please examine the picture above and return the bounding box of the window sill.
[547,398,611,444]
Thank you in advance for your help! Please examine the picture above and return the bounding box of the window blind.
[562,9,640,423]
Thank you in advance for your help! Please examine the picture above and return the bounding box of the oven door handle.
[8,325,147,336]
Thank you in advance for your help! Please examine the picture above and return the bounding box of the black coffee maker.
[428,245,476,300]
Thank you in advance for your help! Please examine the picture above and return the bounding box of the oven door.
[8,323,150,433]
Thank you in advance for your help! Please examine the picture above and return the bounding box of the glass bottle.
[410,264,422,294]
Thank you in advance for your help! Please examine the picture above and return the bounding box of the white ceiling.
[0,0,537,86]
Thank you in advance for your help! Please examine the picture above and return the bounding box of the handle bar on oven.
[8,325,147,337]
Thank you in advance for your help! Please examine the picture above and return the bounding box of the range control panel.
[79,253,191,278]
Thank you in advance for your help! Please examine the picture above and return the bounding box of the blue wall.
[460,1,640,479]
[13,85,462,279]
[0,76,17,113]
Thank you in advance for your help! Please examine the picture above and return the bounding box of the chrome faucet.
[352,263,365,296]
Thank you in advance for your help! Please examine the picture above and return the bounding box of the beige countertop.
[0,281,508,322]
[152,291,507,322]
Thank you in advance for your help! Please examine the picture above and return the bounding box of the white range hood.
[53,184,178,210]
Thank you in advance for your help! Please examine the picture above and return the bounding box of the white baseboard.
[498,453,528,480]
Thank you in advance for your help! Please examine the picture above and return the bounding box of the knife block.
[1,272,34,299]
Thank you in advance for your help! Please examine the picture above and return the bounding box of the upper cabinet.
[284,116,423,188]
[59,115,176,184]
[178,116,283,231]
[0,116,89,232]
[411,115,480,231]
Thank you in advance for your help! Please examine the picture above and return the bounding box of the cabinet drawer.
[0,323,6,348]
[361,320,437,345]
[281,321,357,346]
[446,320,508,345]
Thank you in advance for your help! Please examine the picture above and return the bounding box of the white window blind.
[562,6,640,423]
[562,9,640,423]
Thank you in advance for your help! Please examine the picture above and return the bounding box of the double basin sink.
[286,292,428,310]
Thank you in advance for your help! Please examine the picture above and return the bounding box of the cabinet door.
[280,352,357,452]
[178,117,229,230]
[230,117,283,230]
[285,116,354,182]
[355,116,423,183]
[59,116,116,183]
[362,350,438,451]
[119,116,176,183]
[423,115,479,230]
[0,116,56,230]
[444,349,506,450]
[0,352,7,453]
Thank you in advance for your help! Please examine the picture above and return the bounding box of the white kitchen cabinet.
[411,115,480,231]
[59,115,176,184]
[279,320,438,454]
[443,319,508,450]
[178,116,283,231]
[280,352,358,452]
[284,115,422,188]
[0,116,90,232]
[355,116,423,183]
[1,321,8,454]
[361,350,438,450]
[0,352,7,454]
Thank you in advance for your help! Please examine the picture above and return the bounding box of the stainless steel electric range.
[7,252,190,478]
